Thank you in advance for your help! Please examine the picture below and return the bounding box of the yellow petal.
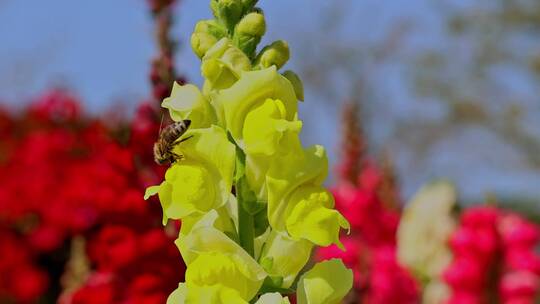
[255,293,291,304]
[144,185,160,200]
[162,83,216,129]
[167,283,187,304]
[297,259,353,304]
[259,230,313,288]
[179,208,236,239]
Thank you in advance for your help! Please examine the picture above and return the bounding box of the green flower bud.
[282,70,304,101]
[191,20,227,58]
[256,40,290,69]
[237,12,266,37]
[194,19,227,39]
[233,12,266,58]
[191,33,218,59]
[210,0,244,31]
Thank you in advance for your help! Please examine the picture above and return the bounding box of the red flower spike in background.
[317,101,419,304]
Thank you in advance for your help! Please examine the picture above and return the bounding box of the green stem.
[237,180,255,257]
[229,132,255,257]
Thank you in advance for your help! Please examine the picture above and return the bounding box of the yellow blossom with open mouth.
[215,66,298,146]
[176,225,267,303]
[266,145,349,248]
[259,230,313,288]
[144,126,235,224]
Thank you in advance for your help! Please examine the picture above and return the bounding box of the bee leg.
[178,135,194,144]
[171,152,184,163]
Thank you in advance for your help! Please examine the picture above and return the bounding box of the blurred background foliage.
[290,0,540,210]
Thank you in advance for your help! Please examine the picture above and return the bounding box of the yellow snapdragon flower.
[145,126,235,224]
[215,66,297,146]
[266,145,349,248]
[259,231,313,288]
[176,225,267,302]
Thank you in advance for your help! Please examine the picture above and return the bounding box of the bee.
[153,119,192,165]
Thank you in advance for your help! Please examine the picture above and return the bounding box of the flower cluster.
[145,1,353,302]
[444,206,540,303]
[0,231,48,302]
[498,213,540,303]
[0,90,185,303]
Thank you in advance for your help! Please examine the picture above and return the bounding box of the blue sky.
[1,0,539,204]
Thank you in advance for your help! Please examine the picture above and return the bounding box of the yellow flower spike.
[255,293,291,304]
[162,83,216,129]
[144,126,235,223]
[259,230,313,288]
[297,259,353,304]
[285,185,350,248]
[201,38,251,94]
[266,145,328,231]
[176,226,267,301]
[216,66,298,145]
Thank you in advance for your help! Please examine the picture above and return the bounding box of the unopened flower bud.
[282,70,304,101]
[191,20,226,58]
[194,19,227,38]
[232,12,266,58]
[237,12,266,37]
[256,40,290,69]
[191,32,218,59]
